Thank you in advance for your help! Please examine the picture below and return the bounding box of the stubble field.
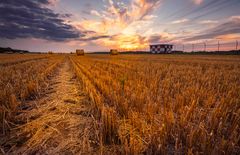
[0,54,240,154]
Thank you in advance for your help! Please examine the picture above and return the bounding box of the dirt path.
[3,58,95,154]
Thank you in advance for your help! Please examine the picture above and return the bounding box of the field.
[0,54,240,154]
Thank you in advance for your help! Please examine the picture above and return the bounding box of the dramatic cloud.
[81,0,162,34]
[94,31,176,51]
[73,0,163,50]
[0,0,80,41]
[2,0,239,52]
[130,0,162,21]
[184,16,240,41]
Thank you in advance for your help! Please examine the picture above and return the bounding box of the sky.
[0,0,240,52]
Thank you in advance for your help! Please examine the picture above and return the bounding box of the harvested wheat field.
[0,54,240,154]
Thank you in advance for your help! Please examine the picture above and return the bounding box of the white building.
[150,44,173,54]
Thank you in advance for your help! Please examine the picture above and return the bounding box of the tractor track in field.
[1,57,96,154]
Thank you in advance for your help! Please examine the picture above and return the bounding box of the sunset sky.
[0,0,240,52]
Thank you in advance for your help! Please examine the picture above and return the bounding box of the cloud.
[142,15,158,20]
[192,0,204,5]
[215,34,240,41]
[171,19,189,24]
[130,0,162,21]
[79,35,110,41]
[230,16,240,21]
[184,16,240,41]
[48,0,59,6]
[199,20,218,24]
[108,34,149,49]
[90,33,148,50]
[73,0,162,50]
[0,0,80,41]
[148,32,175,43]
[80,0,162,34]
[90,10,101,17]
[93,31,176,50]
[0,0,163,50]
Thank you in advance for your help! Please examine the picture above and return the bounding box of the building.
[150,44,173,54]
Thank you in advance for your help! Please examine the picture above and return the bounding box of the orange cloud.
[96,31,177,51]
[79,0,161,34]
[69,0,162,50]
[216,34,240,41]
[97,34,148,50]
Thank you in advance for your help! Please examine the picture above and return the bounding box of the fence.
[173,40,239,52]
[118,40,239,52]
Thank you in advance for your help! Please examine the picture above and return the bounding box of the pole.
[183,44,185,52]
[218,41,220,52]
[192,44,194,52]
[236,40,238,50]
[204,42,206,52]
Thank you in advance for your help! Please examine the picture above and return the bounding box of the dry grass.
[0,58,95,154]
[0,55,63,134]
[70,54,240,154]
[1,54,239,154]
[0,54,50,66]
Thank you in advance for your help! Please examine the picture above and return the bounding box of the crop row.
[0,55,64,134]
[70,55,240,154]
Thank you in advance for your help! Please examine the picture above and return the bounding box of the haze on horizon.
[0,0,240,52]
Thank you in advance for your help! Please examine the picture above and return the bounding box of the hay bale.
[48,51,53,54]
[110,49,118,55]
[76,49,84,56]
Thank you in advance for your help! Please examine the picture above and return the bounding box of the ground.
[2,58,95,154]
[1,54,239,154]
